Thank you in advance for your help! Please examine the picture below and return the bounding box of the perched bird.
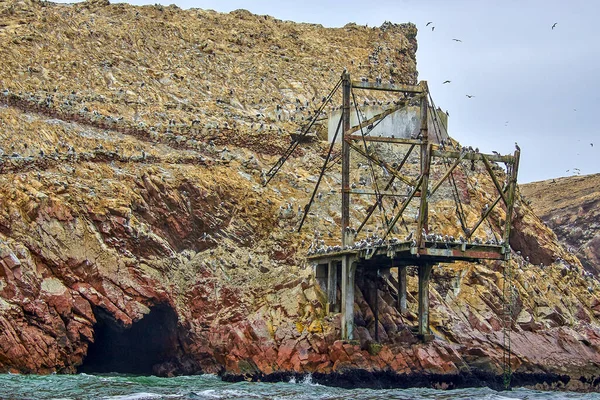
[452,38,462,42]
[551,22,557,30]
[426,21,433,26]
[465,94,475,98]
[515,142,521,151]
[443,80,451,84]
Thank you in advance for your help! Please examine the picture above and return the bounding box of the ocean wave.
[191,389,262,399]
[102,392,182,400]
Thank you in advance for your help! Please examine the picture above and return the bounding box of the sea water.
[0,373,598,400]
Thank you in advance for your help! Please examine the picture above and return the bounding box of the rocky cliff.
[521,174,600,276]
[1,0,600,392]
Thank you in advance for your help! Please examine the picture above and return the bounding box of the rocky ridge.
[0,0,600,391]
[521,174,600,275]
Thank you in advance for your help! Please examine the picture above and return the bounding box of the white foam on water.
[485,394,524,400]
[192,389,221,399]
[221,389,262,397]
[300,373,321,387]
[102,392,182,400]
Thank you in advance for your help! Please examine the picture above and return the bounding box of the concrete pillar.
[327,260,337,313]
[397,266,407,315]
[341,255,357,340]
[418,264,433,337]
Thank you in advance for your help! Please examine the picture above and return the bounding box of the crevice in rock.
[78,303,179,375]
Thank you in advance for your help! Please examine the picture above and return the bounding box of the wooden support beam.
[346,140,417,187]
[416,86,430,246]
[418,264,433,337]
[341,73,351,247]
[384,175,424,239]
[467,193,503,239]
[341,255,357,340]
[351,80,423,94]
[374,271,379,342]
[503,149,521,249]
[398,266,407,315]
[417,145,431,246]
[428,151,467,198]
[433,149,515,164]
[345,135,423,145]
[327,260,338,314]
[481,154,509,206]
[348,189,413,198]
[383,175,423,237]
[356,145,416,234]
[416,247,505,260]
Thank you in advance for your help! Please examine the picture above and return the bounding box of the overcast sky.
[58,0,600,183]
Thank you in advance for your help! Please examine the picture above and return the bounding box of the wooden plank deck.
[307,240,507,267]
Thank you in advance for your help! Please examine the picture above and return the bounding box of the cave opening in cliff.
[78,304,179,375]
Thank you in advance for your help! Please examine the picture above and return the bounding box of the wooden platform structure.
[309,240,508,340]
[265,72,520,342]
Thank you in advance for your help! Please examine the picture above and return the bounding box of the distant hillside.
[521,173,600,274]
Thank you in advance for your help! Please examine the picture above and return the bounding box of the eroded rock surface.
[0,0,599,391]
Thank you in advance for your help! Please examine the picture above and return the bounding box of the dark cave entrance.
[78,304,179,375]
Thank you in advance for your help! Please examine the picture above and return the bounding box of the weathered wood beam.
[467,193,503,239]
[481,154,509,205]
[346,135,423,145]
[433,149,515,164]
[355,145,416,234]
[351,80,423,94]
[348,189,414,197]
[346,140,417,187]
[428,151,467,198]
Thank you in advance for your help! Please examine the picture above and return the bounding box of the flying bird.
[591,143,594,147]
[452,38,462,42]
[466,94,475,98]
[552,22,557,30]
[443,80,451,84]
[426,21,433,26]
[431,26,435,31]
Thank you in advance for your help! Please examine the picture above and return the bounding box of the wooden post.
[341,255,357,340]
[374,269,379,342]
[415,82,430,246]
[503,149,520,248]
[341,72,351,247]
[327,260,337,313]
[418,263,433,338]
[397,266,407,314]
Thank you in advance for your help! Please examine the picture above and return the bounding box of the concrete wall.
[327,105,448,144]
